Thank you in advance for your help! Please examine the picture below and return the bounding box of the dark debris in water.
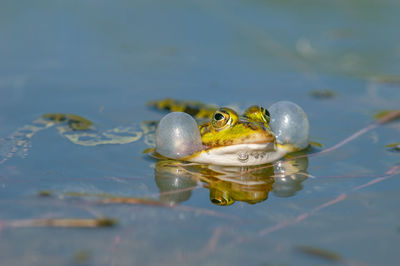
[386,143,400,152]
[373,110,400,122]
[65,192,170,206]
[260,263,289,266]
[96,217,118,227]
[42,113,93,131]
[372,75,400,86]
[38,190,117,199]
[142,147,155,154]
[9,217,118,228]
[64,191,116,198]
[99,197,169,207]
[43,190,169,207]
[296,245,342,262]
[309,89,337,99]
[309,141,323,148]
[73,250,91,264]
[37,190,53,197]
[292,141,323,155]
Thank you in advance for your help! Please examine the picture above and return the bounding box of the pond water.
[1,1,399,265]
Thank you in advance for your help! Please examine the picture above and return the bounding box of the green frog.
[152,99,307,166]
[0,98,308,166]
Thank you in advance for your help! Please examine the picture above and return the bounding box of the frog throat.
[184,143,293,166]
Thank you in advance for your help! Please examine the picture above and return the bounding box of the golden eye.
[243,105,270,124]
[212,110,230,129]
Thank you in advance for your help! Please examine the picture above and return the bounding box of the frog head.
[184,106,288,166]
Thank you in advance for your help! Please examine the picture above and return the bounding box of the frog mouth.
[185,142,290,166]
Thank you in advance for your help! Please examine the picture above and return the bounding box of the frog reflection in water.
[154,153,309,206]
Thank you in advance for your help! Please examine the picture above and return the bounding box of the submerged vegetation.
[42,114,93,131]
[296,246,342,262]
[373,110,400,121]
[309,89,337,99]
[386,142,400,152]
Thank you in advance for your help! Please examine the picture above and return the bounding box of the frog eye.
[243,105,270,124]
[261,107,270,123]
[212,110,230,129]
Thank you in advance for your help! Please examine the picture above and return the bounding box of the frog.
[153,99,308,166]
[0,98,308,167]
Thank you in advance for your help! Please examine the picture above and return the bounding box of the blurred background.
[0,0,399,265]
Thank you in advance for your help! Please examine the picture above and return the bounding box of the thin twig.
[6,217,117,228]
[98,197,241,221]
[258,164,400,237]
[201,226,224,255]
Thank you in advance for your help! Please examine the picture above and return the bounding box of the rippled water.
[1,1,399,265]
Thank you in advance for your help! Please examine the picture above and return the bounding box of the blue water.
[1,1,399,265]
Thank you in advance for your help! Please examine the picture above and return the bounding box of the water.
[1,0,399,265]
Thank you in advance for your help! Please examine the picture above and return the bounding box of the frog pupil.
[214,113,224,121]
[264,108,270,117]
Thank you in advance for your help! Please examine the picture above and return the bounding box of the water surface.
[1,1,399,265]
